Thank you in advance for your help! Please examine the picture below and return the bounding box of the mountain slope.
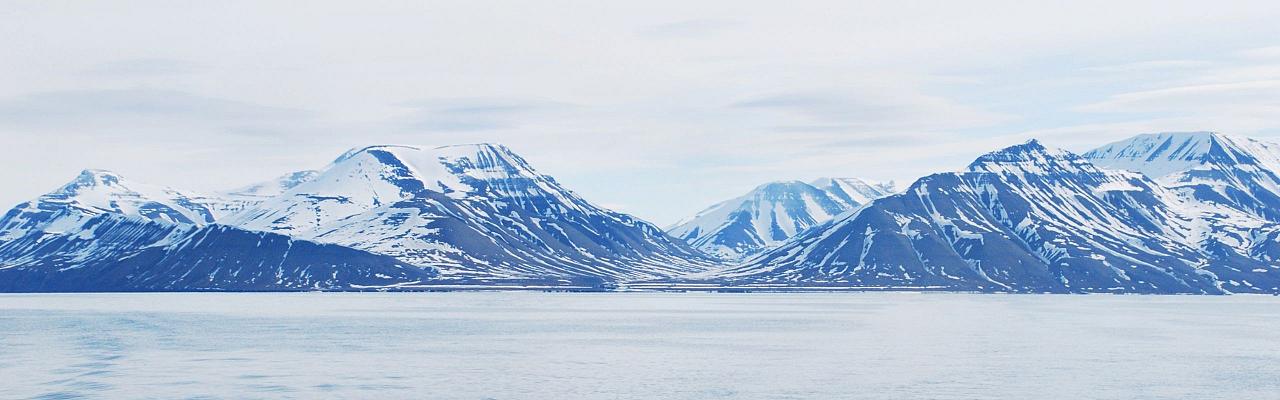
[0,171,436,292]
[712,140,1280,293]
[667,178,893,259]
[226,143,715,282]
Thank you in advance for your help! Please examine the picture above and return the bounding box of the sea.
[2,292,1278,399]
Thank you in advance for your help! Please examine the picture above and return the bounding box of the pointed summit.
[966,139,1090,175]
[60,169,125,192]
[435,143,534,172]
[18,169,228,226]
[77,168,124,180]
[971,139,1049,163]
[668,176,893,259]
[434,143,541,180]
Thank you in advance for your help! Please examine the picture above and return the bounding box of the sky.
[3,0,1280,225]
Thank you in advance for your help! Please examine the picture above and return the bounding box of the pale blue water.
[1,293,1278,399]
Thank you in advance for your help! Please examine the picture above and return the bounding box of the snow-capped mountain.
[16,169,229,226]
[1084,131,1280,221]
[225,143,714,282]
[667,178,894,259]
[709,139,1280,293]
[1,168,321,228]
[0,170,435,292]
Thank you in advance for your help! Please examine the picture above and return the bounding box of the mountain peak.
[30,169,228,226]
[76,168,123,182]
[985,139,1051,157]
[58,169,126,194]
[1085,132,1225,160]
[332,144,423,164]
[966,139,1083,174]
[230,141,580,234]
[329,143,529,173]
[668,175,895,259]
[432,143,547,187]
[1082,131,1280,180]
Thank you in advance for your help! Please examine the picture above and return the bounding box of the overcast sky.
[3,1,1280,224]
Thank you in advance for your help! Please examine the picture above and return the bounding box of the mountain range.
[3,131,1279,293]
[0,144,712,291]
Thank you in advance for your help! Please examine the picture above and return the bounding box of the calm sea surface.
[1,292,1278,399]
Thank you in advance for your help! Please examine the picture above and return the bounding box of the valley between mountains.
[4,131,1280,293]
